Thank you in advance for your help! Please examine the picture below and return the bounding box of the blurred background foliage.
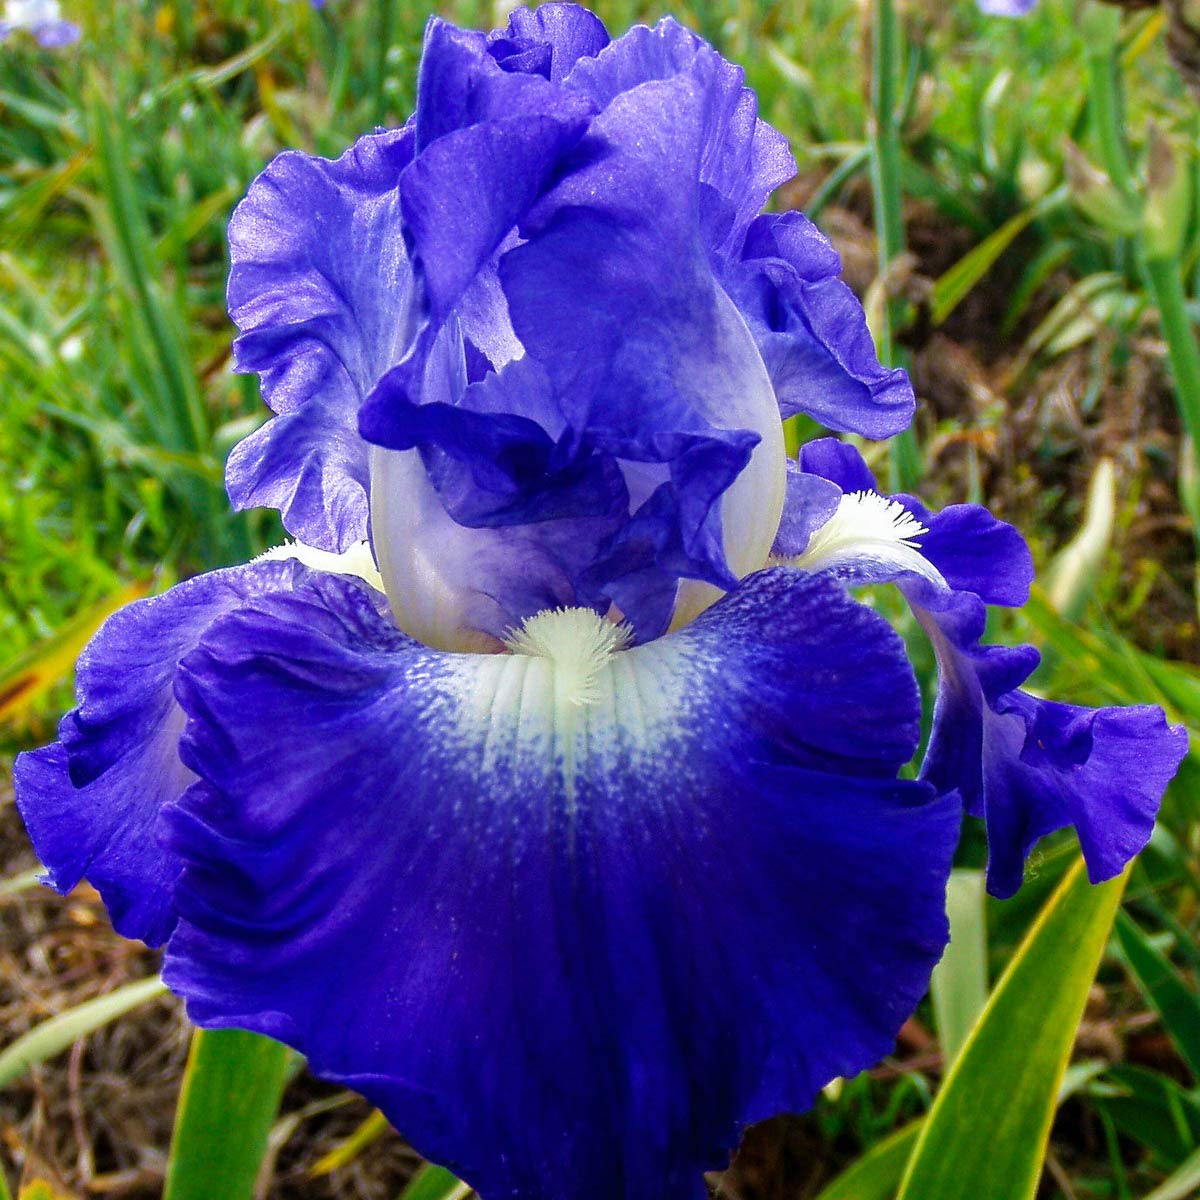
[0,1,1198,1198]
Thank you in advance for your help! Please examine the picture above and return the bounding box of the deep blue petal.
[226,129,416,550]
[797,436,878,494]
[915,592,1187,898]
[415,17,596,151]
[915,589,1040,812]
[731,215,915,437]
[400,107,595,321]
[993,697,1186,890]
[163,568,956,1200]
[785,438,1184,895]
[899,496,1034,609]
[496,73,784,635]
[12,560,321,945]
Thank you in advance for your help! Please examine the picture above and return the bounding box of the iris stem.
[868,0,922,491]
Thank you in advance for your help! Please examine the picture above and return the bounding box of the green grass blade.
[397,1164,474,1200]
[1144,1143,1200,1200]
[896,860,1126,1200]
[163,1028,294,1200]
[0,579,150,724]
[813,1119,922,1200]
[929,868,988,1069]
[0,975,168,1088]
[931,190,1065,326]
[1114,911,1200,1080]
[311,1109,392,1176]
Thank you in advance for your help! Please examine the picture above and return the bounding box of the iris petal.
[918,594,1189,898]
[497,2,610,82]
[226,128,416,550]
[729,214,915,438]
[787,438,1187,898]
[563,15,795,258]
[12,558,347,945]
[163,568,957,1200]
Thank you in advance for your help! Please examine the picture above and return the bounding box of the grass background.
[0,0,1198,1197]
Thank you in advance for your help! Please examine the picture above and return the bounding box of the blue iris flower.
[0,0,79,47]
[13,6,1187,1199]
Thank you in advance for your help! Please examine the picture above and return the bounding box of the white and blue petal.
[362,55,788,647]
[163,568,957,1200]
[226,129,417,550]
[0,0,79,46]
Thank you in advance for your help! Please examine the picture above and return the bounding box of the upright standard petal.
[11,558,346,945]
[226,128,416,550]
[499,72,788,636]
[362,64,787,647]
[164,569,958,1200]
[728,213,915,437]
[787,438,1187,897]
[562,16,795,258]
[493,2,610,81]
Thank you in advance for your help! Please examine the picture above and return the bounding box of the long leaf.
[1113,912,1200,1080]
[0,580,149,724]
[929,868,987,1068]
[163,1028,293,1200]
[896,860,1126,1200]
[814,1059,1110,1200]
[813,1119,922,1200]
[0,975,168,1088]
[311,1109,392,1176]
[931,190,1065,326]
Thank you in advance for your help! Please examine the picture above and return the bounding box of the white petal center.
[504,607,634,708]
[792,490,947,590]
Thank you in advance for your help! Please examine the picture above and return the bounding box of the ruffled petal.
[11,559,334,945]
[363,63,787,647]
[899,496,1034,609]
[731,214,915,437]
[164,568,957,1200]
[917,595,1188,898]
[495,3,610,81]
[226,129,416,550]
[991,697,1186,888]
[788,437,1186,896]
[399,99,595,320]
[563,16,795,258]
